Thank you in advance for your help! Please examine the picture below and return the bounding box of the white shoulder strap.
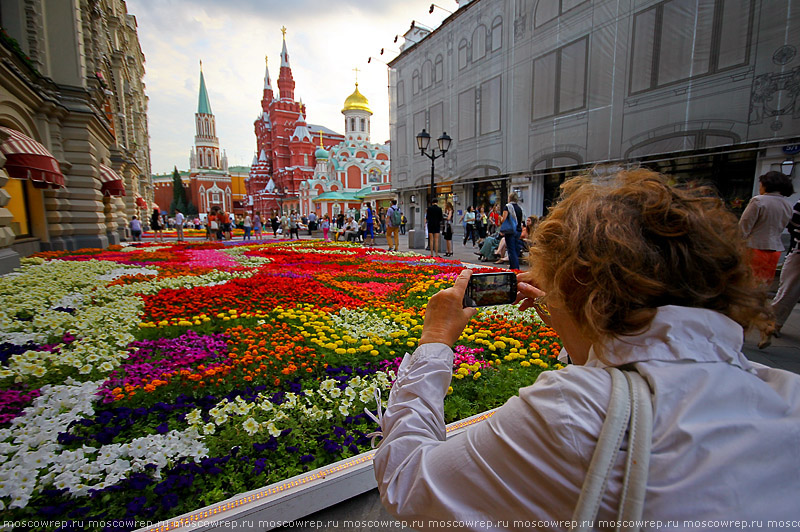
[571,368,653,532]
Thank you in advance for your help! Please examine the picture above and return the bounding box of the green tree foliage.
[169,167,188,216]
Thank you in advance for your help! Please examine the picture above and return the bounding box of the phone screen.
[463,272,518,307]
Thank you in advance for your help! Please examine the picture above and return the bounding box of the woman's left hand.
[419,269,478,346]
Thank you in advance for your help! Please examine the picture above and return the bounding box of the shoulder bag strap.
[570,368,653,532]
[617,371,653,528]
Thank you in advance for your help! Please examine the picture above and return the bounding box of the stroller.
[476,233,501,262]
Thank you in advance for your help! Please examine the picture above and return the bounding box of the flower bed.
[0,241,562,530]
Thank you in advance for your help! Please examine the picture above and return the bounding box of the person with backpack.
[386,199,401,252]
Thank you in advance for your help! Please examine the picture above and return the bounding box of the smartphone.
[463,272,518,308]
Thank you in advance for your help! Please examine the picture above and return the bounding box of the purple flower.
[126,496,147,514]
[161,493,179,510]
[300,454,315,464]
[322,440,342,454]
[155,422,169,434]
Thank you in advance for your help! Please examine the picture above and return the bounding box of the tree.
[169,166,188,215]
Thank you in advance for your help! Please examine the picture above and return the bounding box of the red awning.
[0,126,65,188]
[99,164,126,197]
[135,196,147,208]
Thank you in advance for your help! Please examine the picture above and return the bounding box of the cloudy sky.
[126,0,452,174]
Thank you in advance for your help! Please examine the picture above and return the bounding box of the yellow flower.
[472,371,481,380]
[447,386,453,395]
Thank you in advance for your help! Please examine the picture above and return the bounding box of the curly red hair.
[526,168,767,352]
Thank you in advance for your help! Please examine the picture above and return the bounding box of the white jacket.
[374,306,800,531]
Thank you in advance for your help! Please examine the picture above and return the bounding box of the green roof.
[198,70,212,115]
[313,191,362,202]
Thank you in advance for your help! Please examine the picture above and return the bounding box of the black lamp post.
[416,129,452,203]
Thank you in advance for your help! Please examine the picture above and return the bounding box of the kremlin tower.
[247,28,344,216]
[247,28,391,219]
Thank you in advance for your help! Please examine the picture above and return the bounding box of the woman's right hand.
[515,273,552,327]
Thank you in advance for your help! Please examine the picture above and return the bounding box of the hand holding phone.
[463,272,518,307]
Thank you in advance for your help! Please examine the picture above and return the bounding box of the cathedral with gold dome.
[299,81,391,219]
[248,29,391,218]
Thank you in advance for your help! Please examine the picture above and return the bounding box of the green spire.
[197,61,212,115]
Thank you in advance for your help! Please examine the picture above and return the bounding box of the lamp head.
[437,132,452,154]
[416,129,431,153]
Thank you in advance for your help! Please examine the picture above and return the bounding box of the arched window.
[472,25,487,61]
[491,16,503,51]
[360,118,365,132]
[434,55,444,82]
[350,118,356,131]
[458,39,468,69]
[412,70,420,94]
[422,60,433,88]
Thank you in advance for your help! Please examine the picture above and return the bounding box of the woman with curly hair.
[374,169,800,529]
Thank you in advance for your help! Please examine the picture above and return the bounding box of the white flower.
[338,404,350,416]
[329,387,341,398]
[266,422,281,438]
[344,387,356,401]
[185,409,202,426]
[203,423,216,435]
[242,417,260,436]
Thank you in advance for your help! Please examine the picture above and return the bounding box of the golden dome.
[342,83,372,114]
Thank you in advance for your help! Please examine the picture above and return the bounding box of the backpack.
[390,207,401,226]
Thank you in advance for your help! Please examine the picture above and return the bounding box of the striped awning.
[135,196,147,208]
[99,164,125,197]
[0,126,65,188]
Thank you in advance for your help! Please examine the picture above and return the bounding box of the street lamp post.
[416,129,452,203]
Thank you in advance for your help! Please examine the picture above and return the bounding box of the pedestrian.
[321,215,330,241]
[222,210,232,240]
[308,211,317,235]
[243,213,252,241]
[150,208,163,242]
[374,168,800,528]
[426,199,443,257]
[364,202,375,246]
[400,213,407,235]
[443,202,454,257]
[461,205,477,247]
[488,203,501,235]
[174,209,185,242]
[477,206,488,241]
[271,211,280,238]
[253,211,262,240]
[378,207,387,235]
[759,196,800,348]
[289,210,300,240]
[739,170,793,284]
[499,193,524,269]
[386,199,401,252]
[130,215,142,241]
